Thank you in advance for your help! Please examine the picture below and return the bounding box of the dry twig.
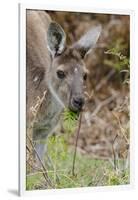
[27,135,54,188]
[91,93,118,118]
[95,69,115,92]
[72,112,83,176]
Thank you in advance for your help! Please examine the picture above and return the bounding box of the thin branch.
[94,172,106,186]
[26,159,41,171]
[27,135,54,188]
[95,69,115,92]
[111,134,118,171]
[91,93,118,118]
[30,90,47,118]
[112,111,129,144]
[72,112,83,176]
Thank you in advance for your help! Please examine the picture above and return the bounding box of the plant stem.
[72,112,83,176]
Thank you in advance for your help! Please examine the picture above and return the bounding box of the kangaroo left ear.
[72,25,102,59]
[47,22,66,58]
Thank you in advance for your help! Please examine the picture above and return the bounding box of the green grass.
[26,173,43,190]
[26,135,129,190]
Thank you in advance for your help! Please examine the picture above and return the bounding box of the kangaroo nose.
[72,97,84,110]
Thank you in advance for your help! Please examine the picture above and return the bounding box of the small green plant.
[26,174,42,190]
[47,135,68,162]
[62,108,79,134]
[104,36,130,73]
[107,169,129,185]
[104,48,129,72]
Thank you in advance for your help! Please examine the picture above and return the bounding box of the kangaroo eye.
[83,73,87,81]
[57,70,65,79]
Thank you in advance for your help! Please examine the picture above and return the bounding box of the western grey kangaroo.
[26,10,101,165]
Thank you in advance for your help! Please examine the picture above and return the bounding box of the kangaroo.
[26,10,101,164]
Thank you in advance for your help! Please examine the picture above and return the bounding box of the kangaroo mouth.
[69,97,84,112]
[69,102,84,113]
[69,107,78,113]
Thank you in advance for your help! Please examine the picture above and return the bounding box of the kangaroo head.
[46,22,101,112]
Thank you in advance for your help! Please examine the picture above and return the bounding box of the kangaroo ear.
[47,22,66,57]
[72,25,102,59]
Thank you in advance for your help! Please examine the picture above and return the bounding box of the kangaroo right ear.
[47,22,66,57]
[72,25,102,59]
